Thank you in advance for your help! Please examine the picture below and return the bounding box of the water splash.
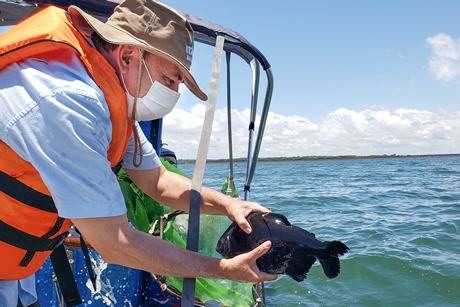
[85,254,117,306]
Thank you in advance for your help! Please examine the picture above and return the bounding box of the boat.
[138,119,178,167]
[0,0,274,306]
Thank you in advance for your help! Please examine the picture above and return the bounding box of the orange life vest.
[0,6,132,279]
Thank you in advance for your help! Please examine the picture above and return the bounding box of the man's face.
[143,54,184,93]
[122,50,184,98]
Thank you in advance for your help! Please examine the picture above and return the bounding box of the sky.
[3,1,460,160]
[159,0,460,159]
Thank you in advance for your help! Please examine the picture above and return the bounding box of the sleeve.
[1,54,128,219]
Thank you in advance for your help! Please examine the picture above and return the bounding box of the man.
[0,0,276,306]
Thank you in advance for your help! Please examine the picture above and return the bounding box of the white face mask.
[122,59,180,121]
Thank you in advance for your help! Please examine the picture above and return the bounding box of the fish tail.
[318,240,349,279]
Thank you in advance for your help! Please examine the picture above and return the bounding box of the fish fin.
[286,249,317,282]
[318,241,350,279]
[285,246,316,282]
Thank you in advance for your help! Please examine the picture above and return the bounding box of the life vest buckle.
[48,232,70,250]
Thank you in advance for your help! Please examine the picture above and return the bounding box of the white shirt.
[0,50,161,304]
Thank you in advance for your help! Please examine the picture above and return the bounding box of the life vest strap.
[0,170,56,213]
[50,245,83,307]
[21,216,67,267]
[0,218,82,306]
[0,220,69,253]
[111,159,123,174]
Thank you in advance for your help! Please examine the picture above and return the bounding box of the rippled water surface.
[180,156,460,307]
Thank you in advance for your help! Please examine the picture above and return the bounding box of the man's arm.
[71,214,276,283]
[124,165,269,234]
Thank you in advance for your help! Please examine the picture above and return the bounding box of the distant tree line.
[177,153,460,164]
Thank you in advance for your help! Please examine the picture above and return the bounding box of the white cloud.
[162,105,460,159]
[426,33,460,81]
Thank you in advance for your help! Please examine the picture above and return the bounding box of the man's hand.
[220,241,278,283]
[226,199,269,234]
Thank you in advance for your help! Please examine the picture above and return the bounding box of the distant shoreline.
[177,153,460,164]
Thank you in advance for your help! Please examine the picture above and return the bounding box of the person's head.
[68,0,207,120]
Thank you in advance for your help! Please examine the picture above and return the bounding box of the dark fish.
[216,212,349,282]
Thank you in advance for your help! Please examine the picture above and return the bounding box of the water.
[179,156,460,307]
